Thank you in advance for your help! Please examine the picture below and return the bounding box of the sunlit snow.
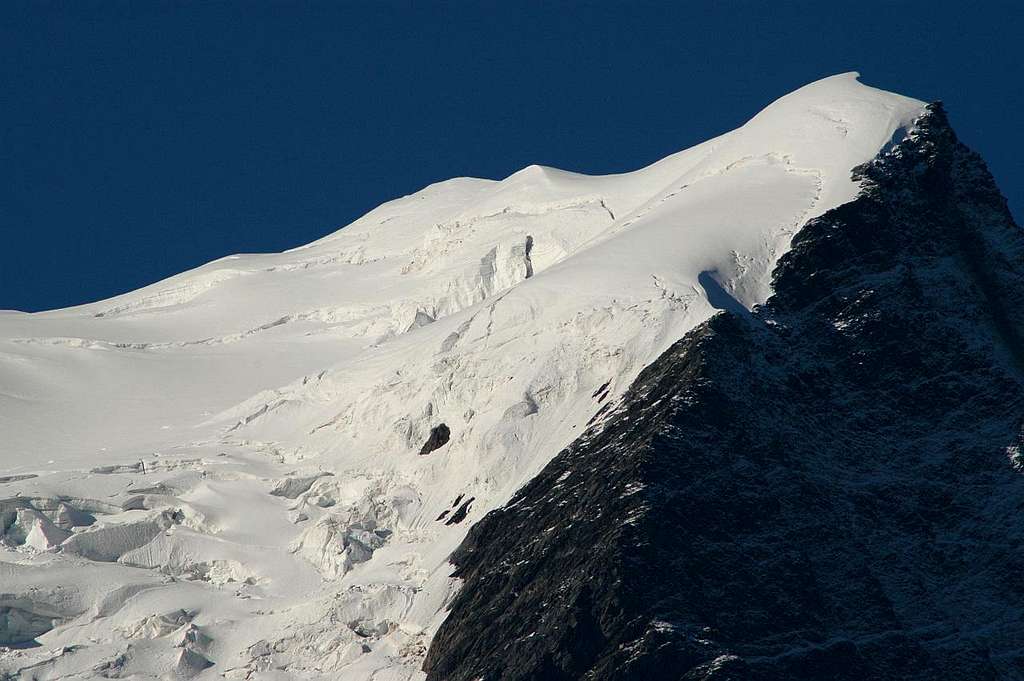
[0,73,923,679]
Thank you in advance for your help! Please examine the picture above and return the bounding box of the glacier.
[0,73,925,679]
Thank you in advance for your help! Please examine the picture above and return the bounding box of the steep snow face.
[0,74,923,679]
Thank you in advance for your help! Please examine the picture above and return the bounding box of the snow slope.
[0,73,923,679]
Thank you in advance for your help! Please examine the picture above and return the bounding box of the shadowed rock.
[418,424,451,455]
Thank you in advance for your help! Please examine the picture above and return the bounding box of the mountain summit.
[424,103,1024,681]
[4,75,1019,681]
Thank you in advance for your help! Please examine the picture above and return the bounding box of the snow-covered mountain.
[425,103,1024,680]
[2,72,997,680]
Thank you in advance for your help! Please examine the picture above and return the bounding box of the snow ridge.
[0,73,924,679]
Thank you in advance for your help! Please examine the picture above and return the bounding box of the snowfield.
[0,73,923,679]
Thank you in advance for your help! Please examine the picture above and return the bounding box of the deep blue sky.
[3,1,1022,312]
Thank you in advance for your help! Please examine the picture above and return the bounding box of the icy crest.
[0,74,924,679]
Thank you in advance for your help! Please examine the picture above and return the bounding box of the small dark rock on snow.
[418,424,451,455]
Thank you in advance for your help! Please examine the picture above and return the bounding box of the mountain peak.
[0,76,974,681]
[425,100,1024,681]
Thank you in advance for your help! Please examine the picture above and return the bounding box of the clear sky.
[3,1,1022,312]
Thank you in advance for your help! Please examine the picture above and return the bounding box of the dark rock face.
[419,423,451,455]
[423,105,1024,681]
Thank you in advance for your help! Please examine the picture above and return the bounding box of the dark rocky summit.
[423,104,1024,680]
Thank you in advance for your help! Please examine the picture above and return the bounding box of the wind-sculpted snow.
[0,73,924,679]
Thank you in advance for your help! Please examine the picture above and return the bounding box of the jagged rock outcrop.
[424,104,1024,680]
[419,423,451,455]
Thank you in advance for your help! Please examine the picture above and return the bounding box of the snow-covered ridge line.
[0,73,925,680]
